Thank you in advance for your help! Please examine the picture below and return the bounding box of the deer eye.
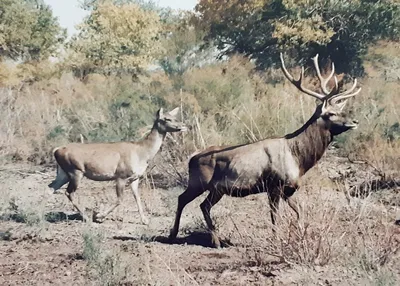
[322,112,336,119]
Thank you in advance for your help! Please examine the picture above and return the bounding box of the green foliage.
[0,197,41,226]
[66,1,163,78]
[83,230,127,286]
[81,0,158,11]
[384,122,400,142]
[83,230,103,263]
[46,76,166,144]
[0,229,12,241]
[195,0,400,75]
[0,0,66,61]
[159,11,209,80]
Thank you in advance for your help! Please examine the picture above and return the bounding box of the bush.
[82,230,127,286]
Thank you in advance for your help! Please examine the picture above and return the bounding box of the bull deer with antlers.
[48,107,187,223]
[169,54,361,248]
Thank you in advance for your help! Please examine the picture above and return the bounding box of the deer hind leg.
[200,190,224,248]
[65,171,89,222]
[131,179,148,225]
[48,164,69,192]
[94,178,125,223]
[169,185,205,240]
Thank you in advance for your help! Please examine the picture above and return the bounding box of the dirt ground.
[0,153,399,286]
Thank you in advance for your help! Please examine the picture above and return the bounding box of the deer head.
[280,53,361,136]
[155,107,188,133]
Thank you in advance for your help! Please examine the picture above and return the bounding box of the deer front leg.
[66,192,90,222]
[94,178,125,223]
[282,185,304,235]
[131,179,149,225]
[283,185,301,220]
[268,190,281,235]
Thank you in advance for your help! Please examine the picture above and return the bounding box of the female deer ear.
[168,107,180,117]
[156,108,164,119]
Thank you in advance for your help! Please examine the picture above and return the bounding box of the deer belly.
[219,179,267,197]
[83,156,121,181]
[227,186,266,197]
[84,169,117,181]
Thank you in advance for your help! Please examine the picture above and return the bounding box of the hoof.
[92,211,105,223]
[93,217,105,224]
[168,233,177,242]
[212,241,221,249]
[211,233,221,248]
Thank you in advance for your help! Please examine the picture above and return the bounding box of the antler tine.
[334,75,339,90]
[331,75,339,94]
[280,52,295,82]
[280,53,326,101]
[312,54,335,96]
[329,79,361,104]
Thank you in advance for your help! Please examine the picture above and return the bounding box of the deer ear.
[156,108,164,119]
[168,107,180,117]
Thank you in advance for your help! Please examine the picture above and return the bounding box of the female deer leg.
[65,171,89,222]
[169,186,204,240]
[200,190,224,248]
[94,178,125,223]
[131,179,148,225]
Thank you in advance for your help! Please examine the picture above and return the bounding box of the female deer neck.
[141,123,166,160]
[285,116,332,175]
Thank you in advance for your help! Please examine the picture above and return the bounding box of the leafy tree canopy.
[159,11,210,78]
[81,0,159,11]
[0,0,66,61]
[67,0,163,78]
[195,0,400,75]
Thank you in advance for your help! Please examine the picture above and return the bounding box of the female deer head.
[154,107,187,133]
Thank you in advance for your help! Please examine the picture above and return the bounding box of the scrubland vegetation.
[0,0,399,285]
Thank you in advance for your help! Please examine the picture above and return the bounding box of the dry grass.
[191,180,400,284]
[0,52,399,168]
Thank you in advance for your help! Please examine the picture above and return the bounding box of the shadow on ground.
[44,211,84,223]
[113,231,233,248]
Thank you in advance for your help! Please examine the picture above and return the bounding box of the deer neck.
[139,123,166,161]
[285,115,332,175]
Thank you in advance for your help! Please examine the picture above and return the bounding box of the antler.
[280,53,361,104]
[312,54,337,96]
[328,79,361,105]
[280,53,326,101]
